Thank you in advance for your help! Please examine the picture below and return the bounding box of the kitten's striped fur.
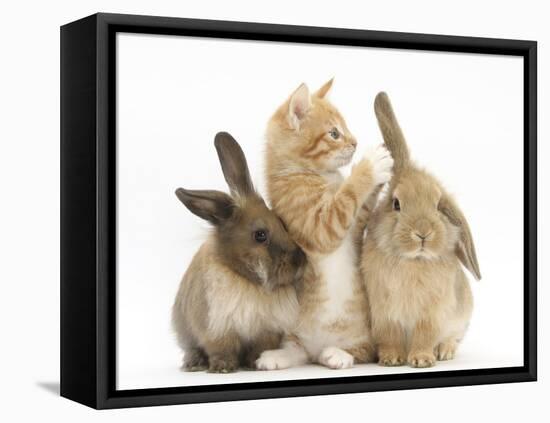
[256,80,393,369]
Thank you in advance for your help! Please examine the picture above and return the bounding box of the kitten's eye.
[253,229,268,243]
[393,198,401,211]
[329,127,340,140]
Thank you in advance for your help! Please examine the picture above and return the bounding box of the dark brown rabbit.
[172,132,306,373]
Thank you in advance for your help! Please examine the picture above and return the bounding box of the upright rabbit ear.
[315,77,334,98]
[374,92,410,175]
[439,195,481,281]
[288,83,311,130]
[175,188,234,225]
[214,132,255,197]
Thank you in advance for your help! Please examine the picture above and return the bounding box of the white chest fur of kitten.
[317,231,356,321]
[298,233,360,357]
[296,171,369,358]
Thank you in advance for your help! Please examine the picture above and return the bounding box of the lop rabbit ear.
[288,83,311,130]
[315,77,334,98]
[175,188,234,225]
[214,132,255,197]
[439,195,481,280]
[374,92,410,175]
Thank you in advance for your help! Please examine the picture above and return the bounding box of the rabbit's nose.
[413,219,433,242]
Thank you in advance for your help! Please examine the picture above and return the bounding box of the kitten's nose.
[350,138,357,148]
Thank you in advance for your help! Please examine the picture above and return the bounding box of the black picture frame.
[60,12,537,409]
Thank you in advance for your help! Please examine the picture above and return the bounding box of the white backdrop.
[117,33,524,389]
[1,0,547,422]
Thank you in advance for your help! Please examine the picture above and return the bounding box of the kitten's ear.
[315,77,334,98]
[288,83,311,130]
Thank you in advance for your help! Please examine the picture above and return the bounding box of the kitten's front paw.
[407,351,436,368]
[318,347,354,369]
[363,144,394,186]
[256,349,292,370]
[208,355,239,373]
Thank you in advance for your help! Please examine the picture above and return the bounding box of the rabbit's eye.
[329,127,340,140]
[254,230,268,243]
[393,198,401,211]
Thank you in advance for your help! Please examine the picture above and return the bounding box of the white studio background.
[1,1,548,422]
[117,33,523,389]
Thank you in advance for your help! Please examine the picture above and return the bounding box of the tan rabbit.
[172,132,306,373]
[362,92,481,368]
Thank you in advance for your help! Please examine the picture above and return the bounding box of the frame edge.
[60,13,100,409]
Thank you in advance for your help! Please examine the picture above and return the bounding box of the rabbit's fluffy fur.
[361,93,480,368]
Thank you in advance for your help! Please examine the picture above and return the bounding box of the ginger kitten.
[256,79,393,369]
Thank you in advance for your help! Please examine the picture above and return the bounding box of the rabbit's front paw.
[182,348,208,372]
[318,347,354,369]
[256,349,293,370]
[208,355,239,373]
[408,351,436,368]
[435,341,457,361]
[378,350,406,367]
[363,144,394,186]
